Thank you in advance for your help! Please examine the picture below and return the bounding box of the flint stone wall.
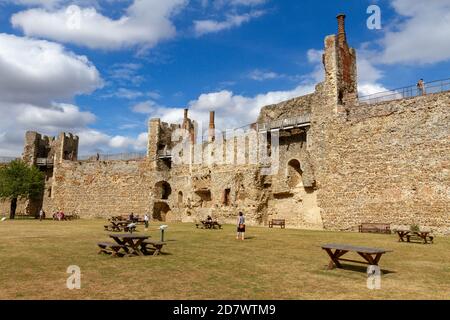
[315,91,450,234]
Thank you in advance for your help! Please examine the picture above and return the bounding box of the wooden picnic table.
[196,220,222,229]
[109,215,132,222]
[141,239,167,256]
[104,220,137,232]
[321,243,392,270]
[395,229,434,244]
[109,234,149,257]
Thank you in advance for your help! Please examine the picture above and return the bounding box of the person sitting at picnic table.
[53,210,64,221]
[129,212,135,222]
[206,215,212,222]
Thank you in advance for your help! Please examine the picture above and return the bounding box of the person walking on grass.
[144,213,150,230]
[236,212,246,240]
[39,208,45,221]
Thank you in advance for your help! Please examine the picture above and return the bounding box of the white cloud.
[101,88,162,101]
[102,88,145,100]
[0,33,104,156]
[131,100,164,114]
[0,33,101,104]
[304,49,324,83]
[380,0,450,64]
[76,129,147,154]
[0,30,160,156]
[358,83,389,97]
[248,69,282,81]
[11,0,188,50]
[16,103,96,129]
[0,102,97,155]
[5,0,63,8]
[133,84,314,133]
[108,63,145,86]
[194,10,264,36]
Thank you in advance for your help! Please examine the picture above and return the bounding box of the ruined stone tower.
[321,14,358,114]
[22,132,79,215]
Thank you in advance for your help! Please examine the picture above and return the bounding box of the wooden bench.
[321,243,392,270]
[269,219,286,229]
[141,239,167,256]
[97,242,126,257]
[358,223,391,234]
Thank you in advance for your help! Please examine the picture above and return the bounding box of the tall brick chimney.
[336,14,347,46]
[182,108,189,131]
[209,111,215,142]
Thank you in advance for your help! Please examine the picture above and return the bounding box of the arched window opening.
[155,181,172,200]
[287,159,303,188]
[178,191,183,205]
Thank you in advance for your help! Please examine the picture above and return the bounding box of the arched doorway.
[287,159,302,188]
[155,181,172,200]
[153,202,171,221]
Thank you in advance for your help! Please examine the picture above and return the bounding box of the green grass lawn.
[0,219,449,300]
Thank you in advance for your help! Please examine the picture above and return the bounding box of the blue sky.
[1,0,450,156]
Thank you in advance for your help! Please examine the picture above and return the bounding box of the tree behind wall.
[0,160,44,219]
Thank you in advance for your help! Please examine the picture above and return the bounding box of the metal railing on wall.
[78,152,146,162]
[78,115,312,161]
[257,114,311,132]
[36,158,54,167]
[359,78,450,105]
[198,114,312,142]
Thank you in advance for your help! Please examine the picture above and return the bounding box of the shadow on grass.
[329,263,396,275]
[156,252,172,256]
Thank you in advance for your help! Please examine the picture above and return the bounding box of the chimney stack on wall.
[209,111,215,141]
[336,14,347,47]
[182,108,189,131]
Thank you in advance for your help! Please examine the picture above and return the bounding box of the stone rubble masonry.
[1,131,79,217]
[257,94,313,123]
[4,15,449,233]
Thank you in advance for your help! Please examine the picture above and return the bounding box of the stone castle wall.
[315,92,450,233]
[9,15,449,233]
[46,159,154,218]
